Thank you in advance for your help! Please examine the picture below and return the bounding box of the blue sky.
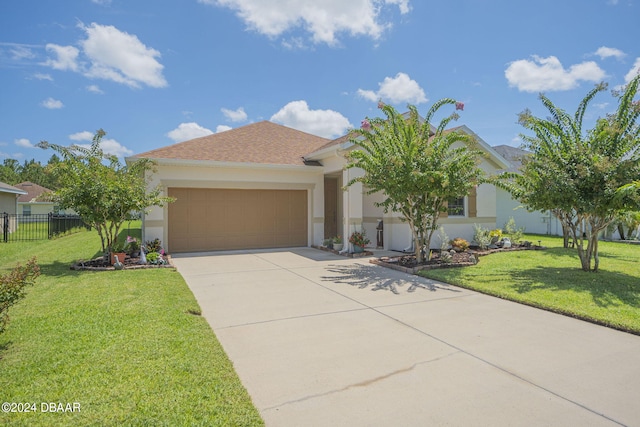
[1,0,638,164]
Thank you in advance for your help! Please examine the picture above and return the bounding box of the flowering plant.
[125,236,140,255]
[349,230,370,247]
[333,235,343,244]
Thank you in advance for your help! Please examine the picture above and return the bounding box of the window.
[23,205,31,216]
[448,197,465,216]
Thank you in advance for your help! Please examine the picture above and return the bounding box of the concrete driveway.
[172,248,640,427]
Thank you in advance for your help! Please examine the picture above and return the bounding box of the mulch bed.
[71,255,174,271]
[372,245,545,274]
[312,245,374,258]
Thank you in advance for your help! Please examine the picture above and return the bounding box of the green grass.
[419,234,640,334]
[0,229,263,426]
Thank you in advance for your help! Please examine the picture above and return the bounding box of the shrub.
[504,217,525,243]
[473,224,491,250]
[145,238,162,253]
[349,229,370,247]
[450,237,470,252]
[437,226,450,251]
[0,257,40,334]
[146,251,161,264]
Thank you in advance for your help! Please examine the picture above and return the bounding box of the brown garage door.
[168,188,307,252]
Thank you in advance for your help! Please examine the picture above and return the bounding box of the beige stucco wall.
[0,193,18,214]
[143,160,325,252]
[19,202,56,216]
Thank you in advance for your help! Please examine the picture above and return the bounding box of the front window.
[23,205,31,216]
[448,197,465,216]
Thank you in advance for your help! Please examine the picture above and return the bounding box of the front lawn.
[0,229,263,426]
[419,234,640,335]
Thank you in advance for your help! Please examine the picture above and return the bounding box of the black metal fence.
[1,212,90,242]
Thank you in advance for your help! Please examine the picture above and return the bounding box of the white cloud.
[91,0,112,4]
[80,23,167,88]
[41,97,63,109]
[624,58,640,83]
[594,46,625,60]
[166,122,214,142]
[200,0,411,45]
[33,73,53,81]
[357,72,427,104]
[221,107,248,122]
[43,44,80,71]
[15,138,34,148]
[69,131,95,141]
[505,55,606,92]
[216,125,233,133]
[270,100,352,138]
[86,84,104,94]
[10,45,35,60]
[70,131,133,157]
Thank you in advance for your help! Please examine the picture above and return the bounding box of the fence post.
[2,212,7,243]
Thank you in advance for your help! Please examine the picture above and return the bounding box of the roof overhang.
[128,156,324,173]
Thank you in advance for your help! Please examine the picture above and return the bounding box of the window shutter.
[468,187,477,218]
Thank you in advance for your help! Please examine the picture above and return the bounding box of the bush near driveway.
[0,230,263,426]
[419,234,640,335]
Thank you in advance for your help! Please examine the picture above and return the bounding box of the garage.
[167,188,308,253]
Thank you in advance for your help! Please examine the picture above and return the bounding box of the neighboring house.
[132,121,510,254]
[14,181,64,217]
[492,145,563,236]
[0,181,27,233]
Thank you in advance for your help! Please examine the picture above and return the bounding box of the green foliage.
[504,217,525,243]
[146,251,161,264]
[472,223,491,250]
[495,74,640,271]
[38,130,174,255]
[345,101,485,262]
[0,156,61,189]
[348,229,370,247]
[0,257,40,334]
[144,237,163,253]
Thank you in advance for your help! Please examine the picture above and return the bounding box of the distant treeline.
[0,155,61,189]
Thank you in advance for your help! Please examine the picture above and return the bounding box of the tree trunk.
[617,224,626,240]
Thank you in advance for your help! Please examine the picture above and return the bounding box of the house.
[14,181,62,217]
[0,181,27,234]
[492,145,563,236]
[132,121,510,254]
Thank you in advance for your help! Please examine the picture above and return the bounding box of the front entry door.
[324,177,338,239]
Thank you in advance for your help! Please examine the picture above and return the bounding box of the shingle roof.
[0,181,28,195]
[492,145,530,170]
[134,121,331,166]
[15,181,53,203]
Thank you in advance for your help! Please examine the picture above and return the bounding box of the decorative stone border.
[370,246,545,275]
[71,256,175,271]
[312,245,374,258]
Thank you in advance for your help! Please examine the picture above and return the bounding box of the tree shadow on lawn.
[321,262,464,295]
[509,265,640,309]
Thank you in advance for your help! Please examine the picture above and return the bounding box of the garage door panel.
[168,188,307,253]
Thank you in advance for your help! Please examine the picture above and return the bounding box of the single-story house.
[14,181,64,217]
[0,181,27,234]
[132,121,511,254]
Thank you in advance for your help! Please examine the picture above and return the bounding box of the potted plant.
[109,240,127,266]
[349,230,370,253]
[333,235,343,251]
[125,236,140,257]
